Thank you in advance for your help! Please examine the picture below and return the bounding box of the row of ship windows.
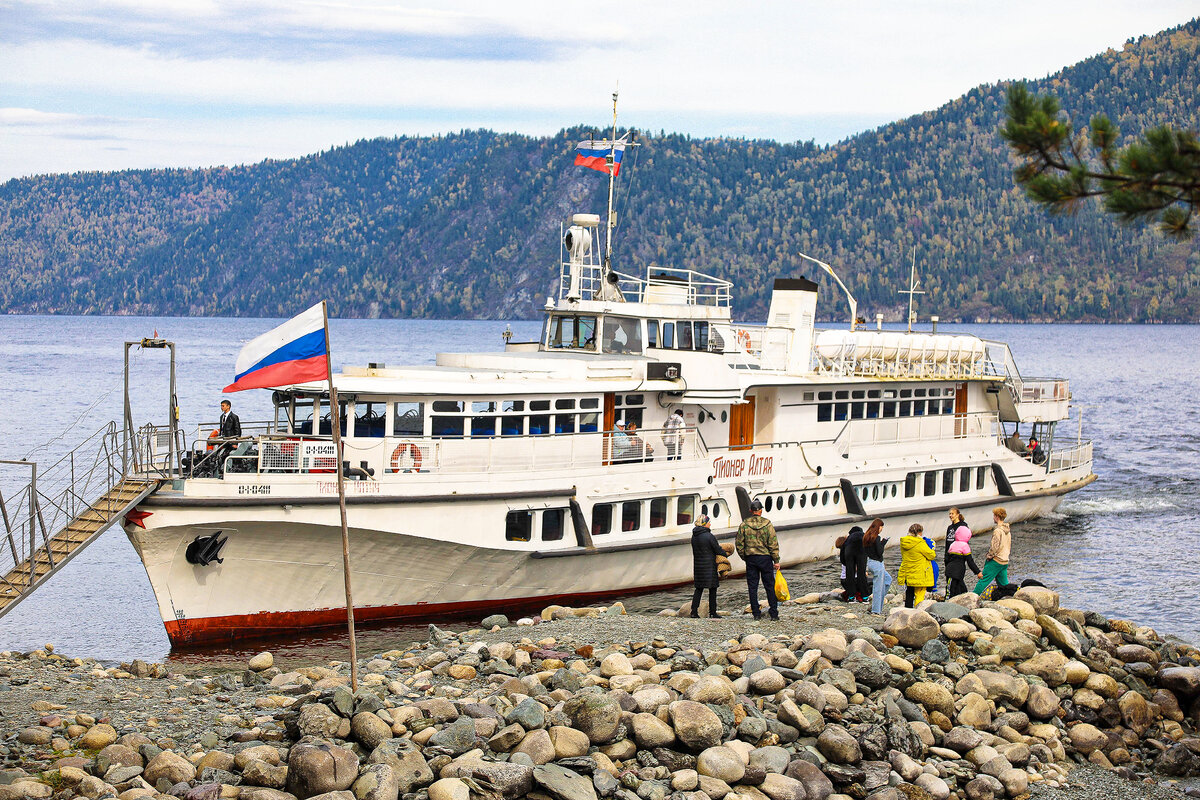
[905,466,989,497]
[504,496,728,542]
[759,489,842,513]
[816,398,955,422]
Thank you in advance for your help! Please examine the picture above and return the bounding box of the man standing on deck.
[662,409,685,461]
[736,498,780,620]
[219,400,242,439]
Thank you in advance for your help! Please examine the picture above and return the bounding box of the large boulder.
[777,699,824,736]
[1118,691,1154,735]
[669,701,724,751]
[1159,668,1200,698]
[444,763,532,800]
[298,704,345,739]
[352,764,398,800]
[631,714,675,749]
[841,652,892,689]
[351,713,393,750]
[287,742,360,799]
[904,682,956,718]
[685,675,736,705]
[883,609,940,648]
[562,694,621,744]
[696,747,746,784]
[1066,723,1107,755]
[991,631,1037,661]
[1036,614,1081,656]
[368,741,432,794]
[144,752,196,785]
[1025,685,1060,720]
[805,629,848,661]
[1017,651,1069,686]
[1014,586,1059,615]
[784,760,834,800]
[428,719,477,755]
[532,764,597,800]
[758,773,807,800]
[816,725,861,764]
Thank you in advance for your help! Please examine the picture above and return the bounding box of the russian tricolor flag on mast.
[223,302,330,392]
[574,139,625,176]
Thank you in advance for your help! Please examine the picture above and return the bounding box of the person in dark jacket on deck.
[689,515,722,618]
[842,525,868,602]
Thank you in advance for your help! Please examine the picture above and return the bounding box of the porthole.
[765,496,773,512]
[720,410,728,423]
[799,494,807,508]
[701,503,709,517]
[872,485,879,501]
[788,494,795,509]
[811,492,818,506]
[891,484,898,498]
[822,490,830,506]
[832,490,840,504]
[778,495,786,510]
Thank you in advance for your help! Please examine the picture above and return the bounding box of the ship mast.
[900,248,924,333]
[605,89,618,273]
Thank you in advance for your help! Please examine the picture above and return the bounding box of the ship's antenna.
[900,247,924,333]
[604,85,619,274]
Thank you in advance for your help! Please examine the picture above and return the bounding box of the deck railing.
[833,411,1002,459]
[1046,440,1093,473]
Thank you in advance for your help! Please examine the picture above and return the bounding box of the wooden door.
[954,382,968,436]
[729,396,755,451]
[602,392,616,465]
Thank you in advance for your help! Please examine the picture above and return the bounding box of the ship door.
[603,392,616,465]
[954,382,968,436]
[729,396,755,451]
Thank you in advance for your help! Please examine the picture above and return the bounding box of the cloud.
[2,0,591,62]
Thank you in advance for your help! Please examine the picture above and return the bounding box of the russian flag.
[223,302,329,393]
[575,140,624,176]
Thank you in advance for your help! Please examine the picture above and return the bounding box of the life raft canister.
[737,329,753,351]
[389,442,423,473]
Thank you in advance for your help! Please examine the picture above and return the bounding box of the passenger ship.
[124,123,1095,645]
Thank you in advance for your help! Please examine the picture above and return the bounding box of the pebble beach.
[4,583,1200,800]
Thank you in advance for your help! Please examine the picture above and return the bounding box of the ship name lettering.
[711,454,773,480]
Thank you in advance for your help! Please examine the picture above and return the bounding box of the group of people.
[613,409,687,463]
[1004,427,1048,465]
[689,498,780,620]
[839,506,1012,610]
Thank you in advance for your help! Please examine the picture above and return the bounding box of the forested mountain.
[2,20,1199,322]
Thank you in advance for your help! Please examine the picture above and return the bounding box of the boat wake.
[1057,496,1178,516]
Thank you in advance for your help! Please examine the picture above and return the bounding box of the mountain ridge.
[2,18,1198,322]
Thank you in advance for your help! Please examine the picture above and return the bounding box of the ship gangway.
[0,339,183,621]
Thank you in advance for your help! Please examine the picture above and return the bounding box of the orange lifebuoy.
[389,442,423,473]
[737,329,753,351]
[206,430,219,451]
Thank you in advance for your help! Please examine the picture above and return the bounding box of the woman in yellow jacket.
[898,523,936,607]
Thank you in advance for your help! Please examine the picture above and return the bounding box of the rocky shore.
[3,586,1200,800]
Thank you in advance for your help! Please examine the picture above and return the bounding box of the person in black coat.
[690,514,722,618]
[842,525,868,602]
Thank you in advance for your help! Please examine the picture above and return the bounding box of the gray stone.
[669,701,723,750]
[748,746,790,775]
[1036,614,1081,656]
[482,614,511,628]
[450,763,533,800]
[367,741,432,794]
[942,727,984,754]
[563,694,622,744]
[428,718,477,755]
[841,652,892,690]
[816,725,861,764]
[506,698,547,730]
[533,764,598,800]
[350,713,393,750]
[925,601,970,621]
[144,752,196,786]
[695,747,745,784]
[352,765,398,800]
[919,639,949,664]
[883,608,940,648]
[287,742,360,799]
[298,704,344,739]
[631,713,675,749]
[757,773,806,800]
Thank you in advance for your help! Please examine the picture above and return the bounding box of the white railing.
[557,252,732,307]
[1020,379,1069,404]
[223,428,709,478]
[714,322,792,369]
[833,411,1002,458]
[1046,441,1092,473]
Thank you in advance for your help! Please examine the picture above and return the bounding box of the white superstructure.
[123,135,1095,646]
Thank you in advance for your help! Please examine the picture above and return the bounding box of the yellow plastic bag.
[774,569,791,602]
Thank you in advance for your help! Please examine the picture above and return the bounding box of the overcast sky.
[1,1,1196,181]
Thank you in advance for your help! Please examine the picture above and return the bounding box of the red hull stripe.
[223,354,329,393]
[163,580,688,646]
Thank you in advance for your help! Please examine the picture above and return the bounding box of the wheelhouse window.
[647,320,659,348]
[694,321,710,351]
[547,314,597,350]
[505,511,532,542]
[592,504,613,536]
[662,322,675,349]
[602,316,643,354]
[677,495,697,525]
[354,402,387,437]
[677,321,694,350]
[542,509,565,542]
[393,402,424,436]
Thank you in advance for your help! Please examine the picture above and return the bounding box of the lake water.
[0,316,1196,671]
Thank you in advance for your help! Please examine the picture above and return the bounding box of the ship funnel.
[767,277,818,374]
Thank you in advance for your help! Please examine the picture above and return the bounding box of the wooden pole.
[322,301,358,690]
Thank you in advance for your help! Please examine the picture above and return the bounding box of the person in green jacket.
[736,499,780,620]
[897,523,935,607]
